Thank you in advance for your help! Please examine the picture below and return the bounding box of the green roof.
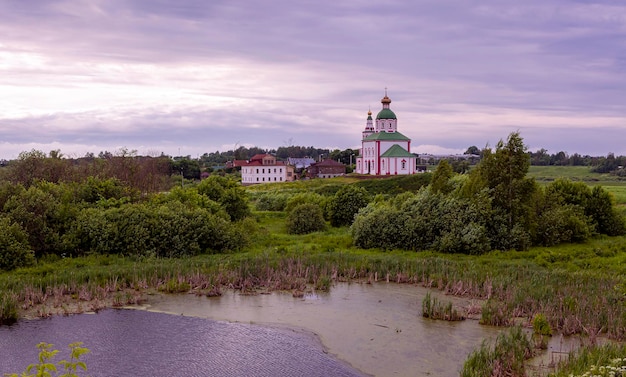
[376,108,396,119]
[380,144,415,158]
[363,131,410,141]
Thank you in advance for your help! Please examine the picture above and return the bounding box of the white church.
[355,92,417,175]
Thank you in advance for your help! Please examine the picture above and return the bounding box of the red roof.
[250,154,271,161]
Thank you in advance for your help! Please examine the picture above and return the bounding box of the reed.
[461,326,533,377]
[1,236,626,342]
[421,292,465,321]
[0,293,18,325]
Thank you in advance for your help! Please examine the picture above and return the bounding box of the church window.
[256,168,259,174]
[401,160,406,169]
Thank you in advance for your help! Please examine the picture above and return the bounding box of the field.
[528,166,626,216]
[2,166,626,376]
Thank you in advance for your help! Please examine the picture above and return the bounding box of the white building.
[355,92,417,175]
[240,154,295,185]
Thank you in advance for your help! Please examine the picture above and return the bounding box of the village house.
[307,159,346,178]
[240,154,295,185]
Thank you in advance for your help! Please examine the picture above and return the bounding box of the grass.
[2,167,626,375]
[548,344,626,377]
[461,326,534,377]
[422,292,464,321]
[527,166,626,183]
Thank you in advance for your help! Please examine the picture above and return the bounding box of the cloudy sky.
[1,0,625,159]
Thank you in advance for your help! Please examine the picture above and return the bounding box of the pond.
[1,282,576,376]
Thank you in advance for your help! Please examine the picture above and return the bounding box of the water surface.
[142,282,501,376]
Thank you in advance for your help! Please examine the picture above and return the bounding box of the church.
[355,92,417,175]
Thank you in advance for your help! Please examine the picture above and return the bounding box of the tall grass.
[3,240,626,342]
[549,344,626,377]
[461,326,533,377]
[0,293,18,325]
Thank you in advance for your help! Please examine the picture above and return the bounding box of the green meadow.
[2,165,626,376]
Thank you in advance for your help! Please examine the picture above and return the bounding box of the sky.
[1,0,625,160]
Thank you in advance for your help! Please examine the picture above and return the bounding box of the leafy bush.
[328,185,369,227]
[0,217,35,271]
[352,190,491,254]
[2,184,65,257]
[286,203,326,235]
[351,203,410,250]
[196,175,250,221]
[67,202,247,257]
[255,192,289,211]
[534,205,593,246]
[284,192,327,214]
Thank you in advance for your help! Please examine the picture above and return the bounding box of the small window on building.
[256,177,259,181]
[280,177,283,181]
[256,168,259,174]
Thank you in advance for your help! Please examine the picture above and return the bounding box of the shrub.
[255,192,288,211]
[284,192,327,214]
[328,185,369,227]
[67,202,247,257]
[0,217,35,271]
[196,175,250,221]
[534,205,593,246]
[351,203,410,250]
[286,203,326,235]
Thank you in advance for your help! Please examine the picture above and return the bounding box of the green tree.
[464,145,480,155]
[587,186,626,236]
[328,185,369,227]
[475,132,537,250]
[430,159,454,194]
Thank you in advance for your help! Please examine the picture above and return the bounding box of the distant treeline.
[529,149,626,174]
[1,145,625,185]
